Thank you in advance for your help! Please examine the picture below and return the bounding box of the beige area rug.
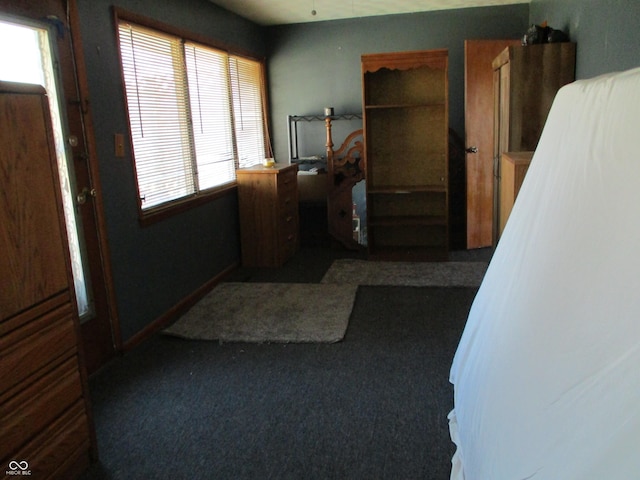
[163,282,358,343]
[321,259,488,287]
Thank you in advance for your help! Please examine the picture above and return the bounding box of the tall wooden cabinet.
[362,49,449,261]
[499,151,533,236]
[0,82,95,478]
[236,163,299,267]
[492,42,576,241]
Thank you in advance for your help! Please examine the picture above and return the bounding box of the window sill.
[138,183,237,227]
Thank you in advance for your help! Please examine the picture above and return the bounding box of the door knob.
[465,146,478,154]
[77,187,97,205]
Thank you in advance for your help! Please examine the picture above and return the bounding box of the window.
[117,20,267,213]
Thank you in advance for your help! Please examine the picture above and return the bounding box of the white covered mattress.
[449,66,640,479]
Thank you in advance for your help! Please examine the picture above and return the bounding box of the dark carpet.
[81,284,478,480]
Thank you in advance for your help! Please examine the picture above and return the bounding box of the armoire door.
[464,39,520,249]
[1,80,96,479]
[1,0,118,373]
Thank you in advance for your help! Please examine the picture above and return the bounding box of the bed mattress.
[449,66,640,479]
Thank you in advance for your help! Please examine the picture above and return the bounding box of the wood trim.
[362,49,448,73]
[121,261,240,352]
[67,0,122,353]
[260,58,273,158]
[0,81,46,95]
[112,7,265,62]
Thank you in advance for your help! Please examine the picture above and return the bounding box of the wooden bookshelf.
[362,50,449,260]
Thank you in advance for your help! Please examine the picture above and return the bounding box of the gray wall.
[75,0,266,342]
[266,4,530,161]
[71,0,640,346]
[530,0,640,79]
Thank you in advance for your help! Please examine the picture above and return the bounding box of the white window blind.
[184,43,236,190]
[118,23,194,209]
[229,56,266,168]
[117,20,268,212]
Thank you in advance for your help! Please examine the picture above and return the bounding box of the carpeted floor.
[321,259,487,287]
[81,247,491,479]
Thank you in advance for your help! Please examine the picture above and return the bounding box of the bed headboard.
[325,116,364,250]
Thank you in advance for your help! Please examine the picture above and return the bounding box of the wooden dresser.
[236,163,299,267]
[499,151,533,236]
[0,82,95,478]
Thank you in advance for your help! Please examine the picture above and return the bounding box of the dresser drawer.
[278,206,299,262]
[278,187,297,212]
[281,232,298,261]
[277,167,297,191]
[0,304,77,398]
[278,206,296,226]
[1,357,82,461]
[8,400,92,479]
[279,209,298,236]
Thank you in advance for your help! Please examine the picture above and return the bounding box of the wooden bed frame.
[325,116,364,250]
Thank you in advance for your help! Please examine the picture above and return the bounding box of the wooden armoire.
[492,42,576,241]
[362,49,449,261]
[0,81,96,478]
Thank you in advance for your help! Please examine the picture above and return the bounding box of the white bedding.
[449,67,640,479]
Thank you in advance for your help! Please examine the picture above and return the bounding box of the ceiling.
[210,0,530,26]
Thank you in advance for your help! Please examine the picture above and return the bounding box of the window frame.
[113,8,270,225]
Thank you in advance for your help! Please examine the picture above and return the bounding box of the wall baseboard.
[121,261,240,353]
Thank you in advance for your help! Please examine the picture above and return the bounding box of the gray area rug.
[321,259,487,287]
[163,282,358,343]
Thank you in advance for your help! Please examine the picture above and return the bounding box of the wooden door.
[1,0,118,373]
[465,39,520,249]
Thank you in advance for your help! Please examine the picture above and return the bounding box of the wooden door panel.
[465,39,520,249]
[0,89,68,317]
